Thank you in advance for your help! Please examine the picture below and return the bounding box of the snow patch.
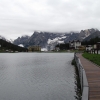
[61,36,66,39]
[58,41,64,44]
[41,48,48,51]
[47,37,64,45]
[18,44,24,47]
[47,38,58,44]
[47,37,65,51]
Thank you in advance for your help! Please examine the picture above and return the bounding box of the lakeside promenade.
[77,53,100,100]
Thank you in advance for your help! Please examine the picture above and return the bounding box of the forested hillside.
[0,39,28,52]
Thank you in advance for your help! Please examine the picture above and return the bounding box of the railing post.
[74,53,89,100]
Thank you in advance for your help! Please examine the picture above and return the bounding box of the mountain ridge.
[13,28,100,48]
[1,28,100,48]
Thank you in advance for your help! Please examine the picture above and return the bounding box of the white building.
[86,45,93,51]
[69,40,81,49]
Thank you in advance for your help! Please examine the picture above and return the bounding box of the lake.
[0,53,78,100]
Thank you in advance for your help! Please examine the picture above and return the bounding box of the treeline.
[82,37,100,45]
[55,43,69,50]
[0,39,28,52]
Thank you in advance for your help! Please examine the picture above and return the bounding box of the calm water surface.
[0,53,78,100]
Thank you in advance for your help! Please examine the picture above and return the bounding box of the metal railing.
[74,53,89,100]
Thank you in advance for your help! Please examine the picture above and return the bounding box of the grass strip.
[82,53,100,66]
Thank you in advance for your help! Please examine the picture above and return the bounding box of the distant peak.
[33,30,41,34]
[81,28,99,32]
[22,35,30,38]
[91,28,99,31]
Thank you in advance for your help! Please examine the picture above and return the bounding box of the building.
[97,42,100,50]
[28,46,41,52]
[78,46,85,51]
[86,45,93,51]
[69,40,81,49]
[93,44,97,49]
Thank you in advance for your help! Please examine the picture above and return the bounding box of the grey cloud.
[0,0,100,39]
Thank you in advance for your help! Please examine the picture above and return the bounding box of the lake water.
[0,53,78,100]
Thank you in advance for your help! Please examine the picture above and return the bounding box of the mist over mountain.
[13,31,65,48]
[0,35,14,43]
[13,31,75,47]
[1,28,99,48]
[12,28,100,48]
[0,35,7,41]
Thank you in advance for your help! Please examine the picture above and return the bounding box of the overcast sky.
[0,0,100,39]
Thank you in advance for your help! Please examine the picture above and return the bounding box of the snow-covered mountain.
[13,28,100,50]
[15,31,70,49]
[79,28,99,40]
[13,35,30,47]
[82,29,100,41]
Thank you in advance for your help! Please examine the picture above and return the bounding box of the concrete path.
[77,53,100,100]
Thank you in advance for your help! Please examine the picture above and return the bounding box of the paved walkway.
[77,53,100,100]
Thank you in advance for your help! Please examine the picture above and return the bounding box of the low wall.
[74,53,89,100]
